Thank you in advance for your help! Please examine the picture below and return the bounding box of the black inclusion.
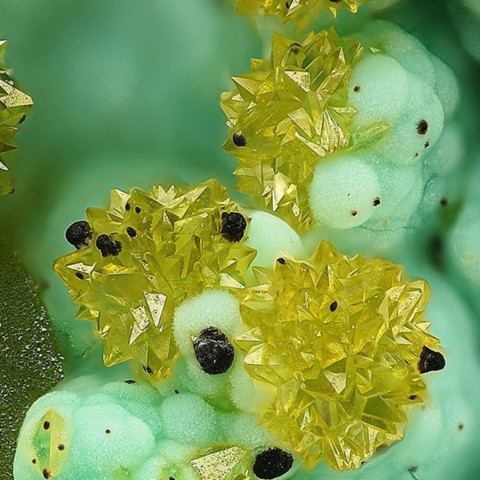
[65,221,93,249]
[253,448,294,479]
[232,132,247,147]
[193,326,235,375]
[126,226,137,238]
[95,234,122,257]
[220,212,247,242]
[418,346,446,374]
[417,119,428,135]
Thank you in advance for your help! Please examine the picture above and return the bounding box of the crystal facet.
[0,40,34,196]
[190,446,250,480]
[54,180,256,380]
[237,241,442,470]
[236,0,373,29]
[221,30,372,231]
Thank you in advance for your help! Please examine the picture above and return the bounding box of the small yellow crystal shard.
[190,446,250,480]
[31,410,69,478]
[237,241,442,470]
[55,180,256,380]
[236,0,372,29]
[221,30,364,231]
[0,40,34,196]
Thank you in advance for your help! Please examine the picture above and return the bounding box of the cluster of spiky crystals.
[0,40,34,196]
[54,180,256,380]
[237,240,441,470]
[221,30,365,231]
[236,0,372,29]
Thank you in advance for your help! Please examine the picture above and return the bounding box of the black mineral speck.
[351,210,358,217]
[373,197,381,207]
[253,448,294,479]
[220,212,247,242]
[43,469,51,479]
[418,346,446,374]
[354,85,361,92]
[142,365,153,375]
[417,119,428,135]
[409,395,418,400]
[96,234,122,257]
[43,421,50,430]
[124,379,136,385]
[193,326,235,375]
[125,202,131,211]
[277,257,287,265]
[126,227,137,238]
[330,301,338,312]
[75,272,84,280]
[440,198,448,207]
[135,206,141,214]
[232,132,247,147]
[65,221,93,249]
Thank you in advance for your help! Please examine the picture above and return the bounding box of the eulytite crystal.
[54,180,256,380]
[237,240,443,470]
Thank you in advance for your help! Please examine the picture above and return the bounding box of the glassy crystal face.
[236,0,372,29]
[0,40,34,196]
[237,241,441,470]
[190,446,250,480]
[221,30,373,231]
[54,180,256,380]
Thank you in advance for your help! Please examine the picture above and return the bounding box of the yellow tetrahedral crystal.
[190,446,251,480]
[221,30,366,231]
[236,241,442,470]
[237,0,372,29]
[55,180,256,380]
[0,40,34,196]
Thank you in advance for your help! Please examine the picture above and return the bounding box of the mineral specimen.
[0,41,34,197]
[236,0,372,29]
[0,243,64,480]
[221,29,369,231]
[237,240,443,470]
[54,180,256,380]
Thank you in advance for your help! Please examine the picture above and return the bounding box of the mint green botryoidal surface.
[0,243,64,480]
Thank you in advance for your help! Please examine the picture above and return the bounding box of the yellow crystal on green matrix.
[55,180,256,380]
[221,30,364,231]
[237,241,441,470]
[236,0,373,30]
[0,40,34,196]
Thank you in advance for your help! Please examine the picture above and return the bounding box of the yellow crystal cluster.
[237,241,440,470]
[237,0,372,29]
[0,40,34,196]
[54,180,256,380]
[221,30,364,231]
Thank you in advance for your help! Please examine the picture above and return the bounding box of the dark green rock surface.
[0,243,63,480]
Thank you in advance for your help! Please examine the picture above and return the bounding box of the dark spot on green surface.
[458,423,464,430]
[43,421,50,430]
[75,272,84,280]
[125,202,131,211]
[124,379,136,384]
[0,242,64,479]
[277,257,286,265]
[373,197,381,206]
[135,206,141,214]
[330,301,338,312]
[417,119,428,135]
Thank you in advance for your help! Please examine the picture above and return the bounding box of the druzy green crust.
[0,41,33,197]
[54,180,257,381]
[0,243,64,480]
